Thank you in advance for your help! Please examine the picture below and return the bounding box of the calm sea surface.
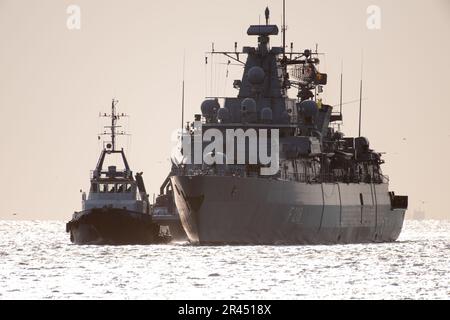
[0,220,448,299]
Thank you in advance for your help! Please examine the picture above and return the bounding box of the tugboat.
[169,5,408,245]
[66,99,171,245]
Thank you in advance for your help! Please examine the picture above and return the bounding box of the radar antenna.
[99,99,129,151]
[340,60,343,118]
[282,0,286,59]
[358,51,364,137]
[181,52,186,132]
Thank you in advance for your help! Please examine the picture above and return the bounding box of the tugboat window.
[117,184,124,193]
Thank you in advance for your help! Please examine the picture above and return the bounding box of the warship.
[66,99,171,245]
[169,5,408,245]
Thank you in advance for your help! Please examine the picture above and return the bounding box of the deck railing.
[171,166,389,184]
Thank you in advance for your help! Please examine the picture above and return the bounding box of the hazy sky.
[1,0,449,220]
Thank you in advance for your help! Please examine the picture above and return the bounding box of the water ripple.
[0,220,448,299]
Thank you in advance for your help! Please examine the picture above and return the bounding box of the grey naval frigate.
[169,6,408,245]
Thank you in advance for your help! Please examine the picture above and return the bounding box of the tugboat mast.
[100,98,127,152]
[111,98,117,151]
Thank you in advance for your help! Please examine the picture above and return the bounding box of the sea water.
[0,220,448,299]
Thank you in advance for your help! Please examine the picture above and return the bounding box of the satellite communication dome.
[299,100,318,117]
[247,66,265,84]
[241,98,257,113]
[201,99,220,117]
[261,107,273,122]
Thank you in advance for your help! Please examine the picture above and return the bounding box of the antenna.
[181,52,186,132]
[99,98,129,151]
[210,43,214,97]
[339,60,343,117]
[358,50,364,137]
[111,99,117,150]
[282,0,286,59]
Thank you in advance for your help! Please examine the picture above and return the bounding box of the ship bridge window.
[108,184,116,193]
[117,184,124,193]
[125,184,132,193]
[99,184,107,193]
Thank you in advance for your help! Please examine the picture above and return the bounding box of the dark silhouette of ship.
[66,99,171,245]
[169,6,408,245]
[151,175,188,241]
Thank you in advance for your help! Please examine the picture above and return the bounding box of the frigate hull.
[171,175,406,245]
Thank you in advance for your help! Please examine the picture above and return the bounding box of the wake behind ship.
[170,6,408,245]
[66,99,170,245]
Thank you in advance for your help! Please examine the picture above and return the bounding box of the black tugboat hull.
[66,208,166,245]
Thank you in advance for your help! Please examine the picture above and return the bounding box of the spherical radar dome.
[201,99,220,117]
[247,66,265,85]
[241,98,257,113]
[299,100,318,117]
[261,107,273,122]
